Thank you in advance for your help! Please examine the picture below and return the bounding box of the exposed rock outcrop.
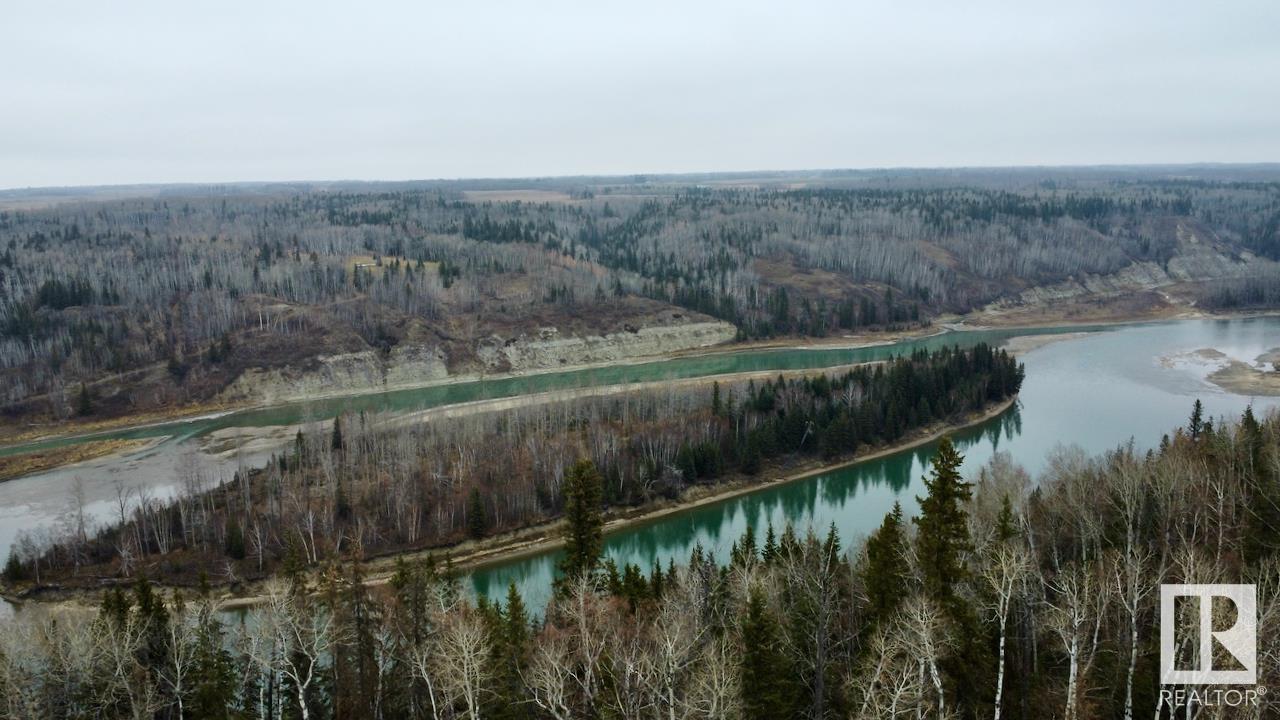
[219,344,449,405]
[475,321,737,372]
[219,320,738,405]
[987,222,1276,310]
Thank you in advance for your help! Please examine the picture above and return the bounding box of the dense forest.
[0,403,1275,719]
[4,344,1022,591]
[1,168,1278,424]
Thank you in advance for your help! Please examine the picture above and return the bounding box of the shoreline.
[0,325,942,453]
[193,362,893,472]
[1160,346,1280,397]
[437,394,1019,578]
[0,437,162,483]
[4,307,1273,465]
[1,394,1017,611]
[216,395,1016,610]
[944,306,1280,333]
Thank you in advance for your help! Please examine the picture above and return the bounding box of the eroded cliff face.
[219,344,450,405]
[475,321,737,372]
[986,222,1277,310]
[218,320,738,405]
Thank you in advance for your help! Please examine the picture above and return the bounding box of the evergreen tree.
[293,429,306,468]
[386,557,454,716]
[282,536,308,590]
[995,494,1019,542]
[1241,404,1265,471]
[741,431,763,475]
[3,549,26,582]
[914,438,973,606]
[333,559,380,718]
[131,575,172,673]
[331,415,345,452]
[1243,406,1280,562]
[739,589,794,720]
[503,582,530,654]
[821,415,854,460]
[761,523,778,564]
[603,559,623,596]
[862,502,909,623]
[186,603,239,719]
[649,562,664,600]
[557,459,604,585]
[730,524,758,568]
[467,488,489,539]
[486,582,531,720]
[77,382,92,416]
[915,439,987,714]
[224,515,246,559]
[99,585,131,628]
[1189,399,1204,440]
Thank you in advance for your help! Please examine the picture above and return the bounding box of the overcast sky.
[3,0,1278,189]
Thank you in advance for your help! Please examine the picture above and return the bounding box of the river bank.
[0,324,907,454]
[4,305,1269,459]
[0,438,160,483]
[1159,346,1280,397]
[202,360,888,455]
[3,395,1017,611]
[1000,332,1091,357]
[10,314,1280,614]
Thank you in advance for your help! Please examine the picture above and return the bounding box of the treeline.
[6,345,1022,593]
[2,176,1277,416]
[1199,269,1280,310]
[1,404,1278,718]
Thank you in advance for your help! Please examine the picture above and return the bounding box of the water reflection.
[472,403,1024,613]
[470,317,1280,613]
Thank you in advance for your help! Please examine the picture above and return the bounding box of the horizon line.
[3,160,1280,195]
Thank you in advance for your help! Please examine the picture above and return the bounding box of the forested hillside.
[0,404,1275,719]
[1,167,1278,425]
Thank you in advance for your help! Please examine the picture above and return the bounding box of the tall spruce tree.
[467,488,489,539]
[331,415,345,452]
[557,459,605,585]
[187,605,238,718]
[1243,405,1279,562]
[739,588,794,720]
[915,437,987,714]
[77,382,92,416]
[995,494,1019,542]
[914,438,973,606]
[762,523,778,564]
[224,515,246,559]
[484,582,531,720]
[730,524,758,568]
[1241,404,1264,470]
[862,502,909,623]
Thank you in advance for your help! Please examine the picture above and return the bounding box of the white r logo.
[1160,584,1256,685]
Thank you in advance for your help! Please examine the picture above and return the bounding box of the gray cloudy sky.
[3,0,1278,188]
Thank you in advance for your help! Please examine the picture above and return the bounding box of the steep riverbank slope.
[220,320,736,406]
[975,221,1278,325]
